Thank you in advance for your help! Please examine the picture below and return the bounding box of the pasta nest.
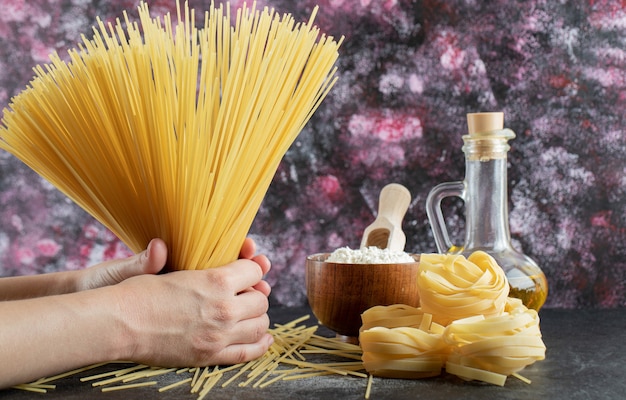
[417,251,509,326]
[359,255,545,385]
[443,297,546,381]
[360,305,448,379]
[359,299,545,385]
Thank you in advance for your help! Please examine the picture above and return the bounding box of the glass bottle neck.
[463,155,512,252]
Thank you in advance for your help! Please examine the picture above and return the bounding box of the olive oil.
[426,113,548,311]
[508,274,548,311]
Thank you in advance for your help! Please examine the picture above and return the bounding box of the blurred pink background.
[1,0,625,308]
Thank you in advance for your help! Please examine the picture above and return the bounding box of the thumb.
[137,238,169,275]
[82,239,168,290]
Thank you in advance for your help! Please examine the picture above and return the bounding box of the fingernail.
[140,240,152,262]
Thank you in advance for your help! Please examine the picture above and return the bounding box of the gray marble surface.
[2,306,625,400]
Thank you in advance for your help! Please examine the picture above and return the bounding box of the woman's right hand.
[109,239,273,368]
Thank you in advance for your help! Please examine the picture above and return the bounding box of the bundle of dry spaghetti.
[0,1,342,269]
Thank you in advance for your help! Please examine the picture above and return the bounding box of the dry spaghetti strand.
[0,1,342,271]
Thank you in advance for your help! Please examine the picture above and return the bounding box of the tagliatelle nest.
[417,251,510,325]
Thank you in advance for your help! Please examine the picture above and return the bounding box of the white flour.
[326,246,415,264]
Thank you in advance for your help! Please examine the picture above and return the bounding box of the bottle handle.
[425,181,465,253]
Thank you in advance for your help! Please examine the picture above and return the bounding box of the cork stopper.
[462,112,515,160]
[467,112,504,135]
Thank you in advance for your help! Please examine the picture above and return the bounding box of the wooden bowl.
[305,253,420,340]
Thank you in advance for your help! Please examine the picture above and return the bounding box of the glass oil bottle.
[425,112,548,310]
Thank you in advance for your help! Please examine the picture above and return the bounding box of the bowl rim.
[306,252,420,265]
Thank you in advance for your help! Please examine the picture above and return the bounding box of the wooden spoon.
[360,183,411,251]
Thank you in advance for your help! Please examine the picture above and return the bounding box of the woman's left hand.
[76,237,271,294]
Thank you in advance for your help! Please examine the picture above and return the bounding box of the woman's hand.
[74,239,169,291]
[238,237,272,296]
[0,237,273,387]
[76,237,271,295]
[89,237,274,367]
[113,257,273,367]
